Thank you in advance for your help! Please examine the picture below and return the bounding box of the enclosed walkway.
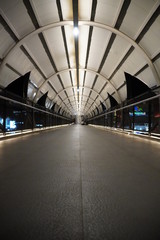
[0,125,160,240]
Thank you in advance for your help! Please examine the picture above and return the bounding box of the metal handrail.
[88,93,160,121]
[0,95,72,121]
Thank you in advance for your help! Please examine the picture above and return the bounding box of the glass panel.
[97,116,104,126]
[86,91,160,138]
[46,114,51,127]
[112,112,117,128]
[123,107,133,130]
[5,101,24,132]
[105,113,111,127]
[116,110,123,129]
[52,115,56,126]
[22,107,33,130]
[151,97,160,134]
[0,98,4,134]
[108,113,112,127]
[34,110,45,128]
[0,91,70,135]
[134,103,149,132]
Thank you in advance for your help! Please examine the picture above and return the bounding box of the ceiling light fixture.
[73,27,79,37]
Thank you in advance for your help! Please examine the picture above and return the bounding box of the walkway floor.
[0,125,160,240]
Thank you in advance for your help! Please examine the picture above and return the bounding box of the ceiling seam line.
[113,50,160,92]
[0,17,159,116]
[0,14,19,42]
[60,99,98,110]
[23,0,69,113]
[56,0,76,104]
[32,68,120,109]
[72,0,79,104]
[57,94,72,114]
[5,63,22,77]
[84,0,131,110]
[52,86,106,109]
[107,3,160,81]
[20,45,47,80]
[61,94,96,104]
[1,21,158,84]
[82,0,98,109]
[48,82,72,114]
[82,0,97,91]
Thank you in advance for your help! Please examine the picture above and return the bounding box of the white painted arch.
[0,20,159,86]
[34,67,121,102]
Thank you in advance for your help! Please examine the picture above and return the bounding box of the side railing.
[0,94,73,137]
[87,92,160,138]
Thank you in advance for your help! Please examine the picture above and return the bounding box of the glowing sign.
[0,117,3,125]
[10,121,16,129]
[129,106,146,117]
[5,118,16,130]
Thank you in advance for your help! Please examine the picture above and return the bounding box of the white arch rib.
[0,20,159,86]
[52,85,107,104]
[34,68,121,103]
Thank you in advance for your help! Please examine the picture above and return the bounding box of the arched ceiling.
[0,0,160,117]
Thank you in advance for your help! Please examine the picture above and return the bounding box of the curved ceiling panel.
[0,0,159,117]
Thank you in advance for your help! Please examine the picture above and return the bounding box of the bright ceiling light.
[73,27,79,37]
[77,88,79,92]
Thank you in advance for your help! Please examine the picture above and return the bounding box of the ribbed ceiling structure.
[0,0,160,117]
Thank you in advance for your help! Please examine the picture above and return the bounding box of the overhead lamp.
[73,27,79,37]
[77,88,79,92]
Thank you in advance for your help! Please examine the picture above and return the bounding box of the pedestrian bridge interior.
[0,0,160,239]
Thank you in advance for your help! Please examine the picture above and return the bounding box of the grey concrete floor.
[0,125,160,240]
